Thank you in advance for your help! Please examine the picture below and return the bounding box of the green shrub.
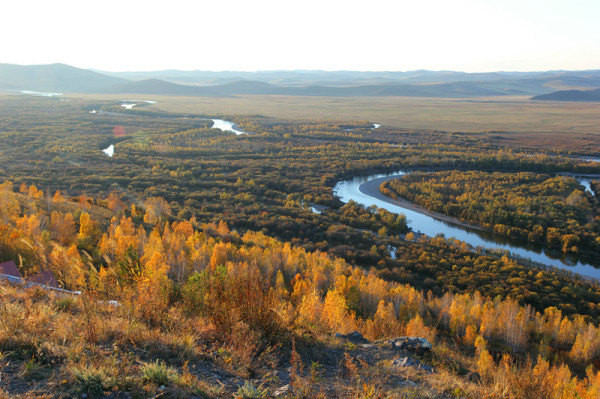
[20,357,47,380]
[55,296,75,312]
[235,381,267,398]
[71,365,108,397]
[141,360,179,386]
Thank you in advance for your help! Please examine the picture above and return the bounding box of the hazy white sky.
[2,0,599,72]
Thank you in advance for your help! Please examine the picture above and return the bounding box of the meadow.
[75,93,600,153]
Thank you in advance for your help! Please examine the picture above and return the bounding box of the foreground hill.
[0,181,600,397]
[532,88,600,102]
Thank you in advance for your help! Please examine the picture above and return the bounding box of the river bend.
[334,170,600,280]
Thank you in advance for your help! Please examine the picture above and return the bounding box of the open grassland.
[70,93,600,153]
[70,93,600,134]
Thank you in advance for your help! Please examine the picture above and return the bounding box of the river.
[120,100,158,110]
[579,178,593,194]
[102,144,114,157]
[210,119,248,135]
[93,105,599,278]
[14,90,63,97]
[100,116,248,157]
[334,170,600,279]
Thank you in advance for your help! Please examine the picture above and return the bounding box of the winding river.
[94,104,599,278]
[100,116,248,157]
[334,170,600,280]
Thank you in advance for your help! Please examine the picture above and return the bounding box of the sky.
[1,0,599,72]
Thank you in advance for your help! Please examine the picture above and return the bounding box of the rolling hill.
[103,78,548,97]
[98,68,600,88]
[0,63,126,92]
[532,88,600,102]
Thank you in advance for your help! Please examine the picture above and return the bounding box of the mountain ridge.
[2,62,600,98]
[105,78,529,97]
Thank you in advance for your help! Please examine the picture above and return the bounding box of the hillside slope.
[0,63,126,92]
[0,182,599,397]
[532,88,600,102]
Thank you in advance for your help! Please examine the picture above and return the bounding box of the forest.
[0,182,600,397]
[381,171,600,256]
[1,94,600,397]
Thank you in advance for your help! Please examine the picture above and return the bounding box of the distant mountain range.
[107,78,538,97]
[2,63,600,99]
[97,69,600,89]
[532,88,600,102]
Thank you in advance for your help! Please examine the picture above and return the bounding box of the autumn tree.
[106,192,125,214]
[48,244,86,290]
[52,190,66,203]
[0,181,20,224]
[50,211,76,245]
[143,197,171,225]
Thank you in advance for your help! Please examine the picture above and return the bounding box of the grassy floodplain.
[76,93,600,153]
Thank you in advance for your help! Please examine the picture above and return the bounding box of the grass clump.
[235,381,267,398]
[19,356,48,380]
[55,296,76,312]
[141,360,179,386]
[71,364,110,397]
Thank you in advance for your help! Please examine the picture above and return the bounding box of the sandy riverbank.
[358,175,487,233]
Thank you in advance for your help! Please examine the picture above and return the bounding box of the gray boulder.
[273,384,290,397]
[466,371,481,383]
[334,331,369,344]
[386,337,432,353]
[392,357,434,373]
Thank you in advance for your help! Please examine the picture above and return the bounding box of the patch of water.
[102,144,114,157]
[122,99,157,104]
[578,178,594,195]
[210,119,247,135]
[15,90,62,97]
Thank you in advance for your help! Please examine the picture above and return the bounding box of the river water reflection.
[334,170,600,279]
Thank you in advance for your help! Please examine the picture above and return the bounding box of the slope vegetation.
[1,184,600,398]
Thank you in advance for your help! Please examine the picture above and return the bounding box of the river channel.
[334,170,600,280]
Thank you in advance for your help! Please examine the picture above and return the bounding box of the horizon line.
[2,61,600,75]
